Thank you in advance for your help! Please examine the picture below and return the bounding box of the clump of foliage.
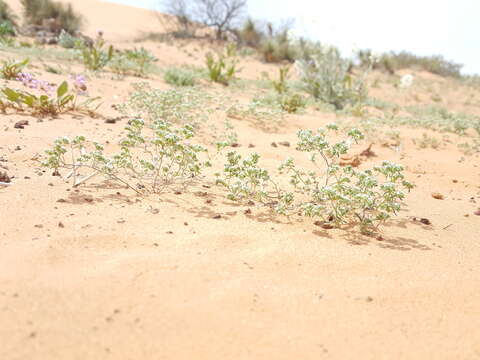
[260,28,297,63]
[237,18,263,48]
[21,0,83,34]
[381,51,462,78]
[57,29,84,49]
[109,47,157,77]
[1,76,99,116]
[216,126,413,233]
[296,45,372,110]
[117,82,211,126]
[42,118,210,193]
[0,0,17,28]
[1,58,29,80]
[164,67,199,86]
[205,43,239,85]
[80,36,114,71]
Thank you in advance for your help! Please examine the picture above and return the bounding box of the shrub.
[0,0,17,28]
[117,82,211,126]
[58,29,84,49]
[109,47,157,77]
[216,126,414,233]
[237,18,263,48]
[42,119,210,193]
[383,51,462,78]
[205,43,238,85]
[260,29,297,63]
[164,67,198,86]
[21,0,83,34]
[296,45,372,110]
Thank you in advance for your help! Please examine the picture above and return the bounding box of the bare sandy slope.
[1,1,480,359]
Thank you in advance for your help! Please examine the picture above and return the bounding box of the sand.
[0,1,479,359]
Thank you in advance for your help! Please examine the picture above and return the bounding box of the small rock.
[474,209,480,216]
[270,142,278,148]
[244,208,252,215]
[278,141,290,147]
[431,192,444,200]
[248,144,255,148]
[58,222,65,228]
[14,120,29,129]
[314,221,334,229]
[212,214,222,219]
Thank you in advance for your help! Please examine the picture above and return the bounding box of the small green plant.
[1,78,99,116]
[42,118,210,193]
[81,37,114,71]
[216,126,413,233]
[164,67,198,86]
[271,65,290,94]
[1,58,28,80]
[109,47,157,77]
[296,45,373,110]
[413,133,441,149]
[205,43,238,85]
[278,93,306,113]
[117,82,212,126]
[58,29,84,49]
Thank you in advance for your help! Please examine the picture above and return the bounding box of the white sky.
[105,0,480,74]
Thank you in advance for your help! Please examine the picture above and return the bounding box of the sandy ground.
[1,1,480,359]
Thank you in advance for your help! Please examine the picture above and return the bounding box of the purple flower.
[71,74,87,93]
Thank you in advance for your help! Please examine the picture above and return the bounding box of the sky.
[104,0,480,75]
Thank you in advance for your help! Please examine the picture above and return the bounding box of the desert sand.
[0,1,479,359]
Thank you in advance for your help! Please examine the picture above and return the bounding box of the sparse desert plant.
[1,76,100,116]
[164,67,198,86]
[42,118,210,193]
[81,37,114,71]
[381,51,463,78]
[117,82,212,126]
[216,126,413,232]
[109,47,157,77]
[205,43,238,85]
[296,45,372,110]
[1,58,29,80]
[413,133,441,149]
[270,65,290,94]
[57,29,84,49]
[260,29,297,63]
[21,0,83,34]
[277,93,306,113]
[237,18,264,48]
[0,0,17,28]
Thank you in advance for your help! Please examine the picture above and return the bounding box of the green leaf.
[2,88,20,102]
[57,81,69,98]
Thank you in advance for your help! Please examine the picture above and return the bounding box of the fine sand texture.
[1,1,479,359]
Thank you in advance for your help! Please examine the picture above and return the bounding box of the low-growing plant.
[1,58,29,80]
[109,47,157,77]
[81,37,113,71]
[42,118,210,193]
[1,77,100,116]
[117,82,212,126]
[164,67,199,86]
[216,126,413,232]
[271,65,290,94]
[58,29,84,49]
[277,93,306,113]
[296,45,373,110]
[205,43,239,85]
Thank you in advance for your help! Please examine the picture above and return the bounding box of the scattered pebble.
[431,192,444,200]
[14,120,29,129]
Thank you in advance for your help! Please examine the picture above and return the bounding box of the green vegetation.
[21,0,83,34]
